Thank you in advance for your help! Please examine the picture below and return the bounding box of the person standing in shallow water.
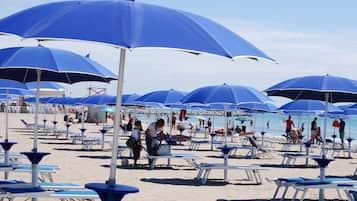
[339,118,345,149]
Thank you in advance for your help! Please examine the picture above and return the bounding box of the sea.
[132,111,357,144]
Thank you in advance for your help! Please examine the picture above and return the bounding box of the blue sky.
[0,0,357,106]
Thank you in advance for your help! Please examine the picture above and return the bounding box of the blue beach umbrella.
[0,0,276,197]
[81,94,116,106]
[239,102,277,112]
[135,89,186,106]
[0,46,117,190]
[182,83,271,182]
[122,94,140,106]
[278,100,342,114]
[265,74,357,201]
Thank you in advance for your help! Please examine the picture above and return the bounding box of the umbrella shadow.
[140,178,208,186]
[78,155,112,160]
[258,164,318,169]
[54,148,103,152]
[41,142,74,145]
[216,199,344,201]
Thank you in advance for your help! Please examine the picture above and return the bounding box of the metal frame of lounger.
[50,190,99,201]
[280,153,321,166]
[229,145,257,158]
[147,154,200,170]
[189,139,223,150]
[195,163,268,185]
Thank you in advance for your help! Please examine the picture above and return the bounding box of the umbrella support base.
[85,183,139,201]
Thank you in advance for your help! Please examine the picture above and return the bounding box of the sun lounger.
[50,190,99,200]
[272,176,357,201]
[280,153,321,166]
[0,185,98,201]
[196,163,268,185]
[0,164,60,182]
[189,139,223,150]
[147,153,200,170]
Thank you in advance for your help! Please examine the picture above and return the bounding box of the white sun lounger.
[280,153,321,166]
[196,163,268,185]
[148,153,200,170]
[50,190,99,200]
[0,164,59,182]
[189,139,223,150]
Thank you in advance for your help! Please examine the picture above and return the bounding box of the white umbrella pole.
[81,105,85,129]
[4,89,9,179]
[108,48,126,186]
[319,92,329,201]
[5,89,9,141]
[224,105,228,145]
[32,70,41,191]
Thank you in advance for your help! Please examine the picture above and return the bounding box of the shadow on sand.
[258,164,318,169]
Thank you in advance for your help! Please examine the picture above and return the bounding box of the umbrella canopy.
[26,82,64,91]
[239,102,277,112]
[122,93,140,105]
[80,94,116,106]
[265,75,357,102]
[135,89,186,106]
[0,0,274,62]
[278,100,342,114]
[0,0,275,194]
[0,89,33,96]
[182,83,271,105]
[0,46,117,83]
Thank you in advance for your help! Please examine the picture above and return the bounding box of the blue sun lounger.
[273,176,357,201]
[348,190,357,201]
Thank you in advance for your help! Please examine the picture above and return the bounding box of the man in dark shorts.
[339,118,345,149]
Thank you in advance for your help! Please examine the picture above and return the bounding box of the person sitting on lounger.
[145,119,165,165]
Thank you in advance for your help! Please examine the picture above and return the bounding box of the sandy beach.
[1,112,356,201]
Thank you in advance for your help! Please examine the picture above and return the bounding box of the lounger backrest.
[20,119,28,126]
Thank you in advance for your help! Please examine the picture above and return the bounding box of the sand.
[0,112,356,201]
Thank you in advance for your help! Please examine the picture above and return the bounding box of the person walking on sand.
[339,118,345,149]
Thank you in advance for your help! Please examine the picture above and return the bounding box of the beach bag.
[158,144,171,156]
[125,137,136,148]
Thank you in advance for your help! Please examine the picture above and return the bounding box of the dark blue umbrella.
[0,0,276,197]
[0,46,117,190]
[135,89,186,106]
[265,74,357,201]
[0,47,117,83]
